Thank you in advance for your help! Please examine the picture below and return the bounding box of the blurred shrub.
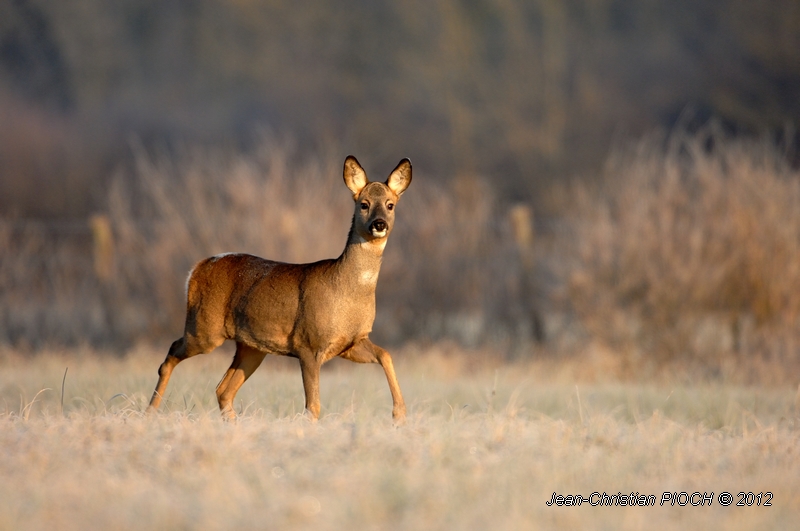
[567,126,800,367]
[0,137,541,350]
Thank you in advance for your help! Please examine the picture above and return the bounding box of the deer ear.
[386,158,412,197]
[343,156,368,199]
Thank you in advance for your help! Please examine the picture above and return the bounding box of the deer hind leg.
[147,335,223,413]
[341,339,406,425]
[216,342,267,420]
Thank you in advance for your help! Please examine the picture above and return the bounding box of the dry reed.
[566,126,800,372]
[2,127,800,380]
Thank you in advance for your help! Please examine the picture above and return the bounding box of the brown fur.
[147,156,410,423]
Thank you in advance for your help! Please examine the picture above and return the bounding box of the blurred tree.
[0,0,72,110]
[1,0,799,216]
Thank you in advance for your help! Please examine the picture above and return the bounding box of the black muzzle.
[371,219,387,233]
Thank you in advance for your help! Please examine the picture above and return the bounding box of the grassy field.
[0,345,798,530]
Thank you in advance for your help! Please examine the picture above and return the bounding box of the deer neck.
[336,224,387,288]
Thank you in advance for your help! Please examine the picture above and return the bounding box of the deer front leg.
[341,339,406,425]
[375,346,406,425]
[299,356,322,420]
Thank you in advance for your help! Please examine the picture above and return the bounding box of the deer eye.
[360,202,369,211]
[387,203,394,211]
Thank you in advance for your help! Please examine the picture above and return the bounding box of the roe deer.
[147,156,410,423]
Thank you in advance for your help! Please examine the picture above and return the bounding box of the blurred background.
[1,0,799,379]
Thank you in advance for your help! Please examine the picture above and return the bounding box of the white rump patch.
[184,266,195,297]
[209,252,239,263]
[186,253,240,296]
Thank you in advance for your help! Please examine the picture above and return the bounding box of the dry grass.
[1,347,798,530]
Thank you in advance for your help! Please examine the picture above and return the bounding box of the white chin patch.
[371,229,387,238]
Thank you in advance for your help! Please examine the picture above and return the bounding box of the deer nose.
[371,219,387,233]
